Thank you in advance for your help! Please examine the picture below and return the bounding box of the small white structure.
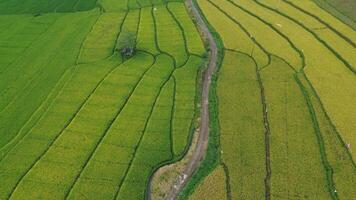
[182,173,188,180]
[346,143,351,149]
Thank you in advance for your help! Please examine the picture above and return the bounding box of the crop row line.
[123,2,159,11]
[154,2,205,66]
[0,68,73,162]
[213,0,322,199]
[150,5,162,54]
[253,0,354,73]
[146,58,205,200]
[136,2,206,66]
[312,0,356,28]
[204,2,273,198]
[150,1,188,162]
[0,19,102,157]
[0,67,74,161]
[206,0,271,69]
[169,76,177,159]
[219,2,355,196]
[0,16,59,76]
[253,52,272,200]
[110,10,129,59]
[250,0,355,178]
[151,5,177,66]
[0,20,92,115]
[0,12,104,160]
[138,5,207,192]
[0,2,203,199]
[0,17,59,75]
[294,72,338,200]
[268,49,339,199]
[153,4,190,68]
[283,0,355,48]
[185,1,344,198]
[0,15,100,155]
[226,0,304,71]
[300,73,356,167]
[0,12,93,113]
[75,12,103,65]
[79,9,127,65]
[0,59,53,112]
[134,6,143,56]
[221,162,232,200]
[166,3,190,65]
[171,55,197,156]
[220,12,342,199]
[156,1,203,68]
[246,26,337,200]
[224,7,339,198]
[5,54,132,199]
[112,11,129,54]
[147,0,212,193]
[114,66,175,199]
[65,53,158,199]
[145,62,202,199]
[111,10,130,61]
[222,48,275,199]
[136,7,142,39]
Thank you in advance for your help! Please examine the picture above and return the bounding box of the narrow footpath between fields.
[163,0,218,199]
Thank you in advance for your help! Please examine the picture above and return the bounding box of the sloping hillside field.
[0,0,206,199]
[184,0,355,199]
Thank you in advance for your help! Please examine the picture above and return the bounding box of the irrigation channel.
[148,0,218,199]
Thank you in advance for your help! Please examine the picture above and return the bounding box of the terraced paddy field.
[183,0,355,199]
[0,0,206,199]
[1,0,355,199]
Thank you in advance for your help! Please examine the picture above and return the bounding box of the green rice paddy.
[0,0,206,199]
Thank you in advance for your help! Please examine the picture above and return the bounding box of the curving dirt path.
[162,0,218,199]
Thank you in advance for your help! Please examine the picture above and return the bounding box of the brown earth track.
[148,0,218,199]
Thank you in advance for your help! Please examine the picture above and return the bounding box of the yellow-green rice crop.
[191,0,355,199]
[218,51,265,199]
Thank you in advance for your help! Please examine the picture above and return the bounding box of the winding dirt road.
[163,0,218,199]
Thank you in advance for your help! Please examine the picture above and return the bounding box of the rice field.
[1,0,354,199]
[311,0,356,29]
[187,0,355,199]
[188,166,227,200]
[0,0,206,199]
[217,51,265,199]
[0,0,98,14]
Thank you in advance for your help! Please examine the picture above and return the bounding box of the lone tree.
[118,32,136,58]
